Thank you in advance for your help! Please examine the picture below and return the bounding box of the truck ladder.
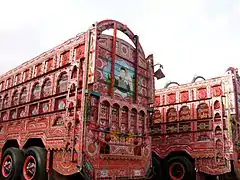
[64,52,82,162]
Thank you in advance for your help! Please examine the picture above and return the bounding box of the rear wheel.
[23,146,47,180]
[0,147,24,180]
[165,156,195,180]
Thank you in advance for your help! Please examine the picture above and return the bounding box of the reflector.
[154,68,165,80]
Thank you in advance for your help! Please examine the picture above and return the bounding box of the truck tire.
[23,146,47,180]
[0,147,24,180]
[165,156,195,180]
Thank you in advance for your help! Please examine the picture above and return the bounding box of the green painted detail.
[147,107,154,112]
[86,161,92,171]
[89,90,100,97]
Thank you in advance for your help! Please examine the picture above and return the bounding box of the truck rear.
[0,19,157,180]
[151,68,240,180]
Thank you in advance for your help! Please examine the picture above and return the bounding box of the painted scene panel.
[103,58,135,99]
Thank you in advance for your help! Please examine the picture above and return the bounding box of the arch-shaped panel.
[166,108,177,122]
[42,78,52,97]
[191,76,206,83]
[216,139,223,149]
[214,100,220,109]
[97,19,145,57]
[214,112,221,120]
[138,110,145,134]
[131,108,137,113]
[179,106,191,120]
[215,126,222,135]
[99,100,111,128]
[31,82,41,100]
[70,83,76,93]
[71,66,78,79]
[102,100,110,107]
[129,108,137,134]
[153,109,162,124]
[164,81,180,88]
[111,103,120,131]
[56,72,68,94]
[121,106,129,133]
[112,103,120,109]
[197,103,209,119]
[20,87,27,104]
[122,106,128,111]
[12,90,19,106]
[139,110,145,117]
[3,94,9,109]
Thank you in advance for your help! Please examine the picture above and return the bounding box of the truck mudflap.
[77,165,93,180]
[195,158,232,176]
[222,160,240,180]
[144,166,155,179]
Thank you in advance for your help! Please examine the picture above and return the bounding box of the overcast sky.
[0,0,239,89]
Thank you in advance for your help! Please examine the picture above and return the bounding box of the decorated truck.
[0,19,161,180]
[151,67,240,180]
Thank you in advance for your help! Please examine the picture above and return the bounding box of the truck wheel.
[23,146,47,180]
[0,147,24,180]
[166,156,195,180]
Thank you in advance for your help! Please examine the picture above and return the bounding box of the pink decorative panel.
[179,106,191,121]
[167,93,176,104]
[180,91,189,102]
[197,103,209,119]
[166,108,177,122]
[197,88,207,99]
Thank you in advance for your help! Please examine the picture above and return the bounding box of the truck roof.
[156,73,233,94]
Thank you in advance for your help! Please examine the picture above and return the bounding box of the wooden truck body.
[151,67,240,180]
[0,19,155,180]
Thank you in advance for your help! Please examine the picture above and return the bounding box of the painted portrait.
[103,59,135,98]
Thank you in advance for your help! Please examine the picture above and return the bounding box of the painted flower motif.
[32,107,38,115]
[32,84,40,99]
[12,112,17,119]
[20,110,25,118]
[58,101,66,110]
[120,123,127,133]
[42,103,49,113]
[3,114,7,121]
[43,80,51,97]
